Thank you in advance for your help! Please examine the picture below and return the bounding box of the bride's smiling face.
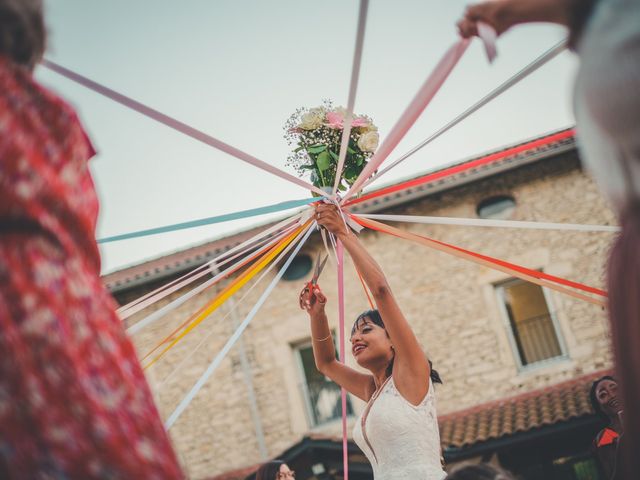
[350,317,393,369]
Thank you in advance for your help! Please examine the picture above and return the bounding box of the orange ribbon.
[143,222,309,368]
[353,215,606,307]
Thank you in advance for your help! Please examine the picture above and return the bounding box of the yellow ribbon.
[144,222,308,369]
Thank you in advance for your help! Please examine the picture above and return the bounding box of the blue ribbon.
[97,197,316,244]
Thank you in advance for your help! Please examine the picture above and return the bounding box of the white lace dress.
[353,377,446,480]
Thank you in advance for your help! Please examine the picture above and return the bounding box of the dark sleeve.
[568,0,601,49]
[594,444,617,480]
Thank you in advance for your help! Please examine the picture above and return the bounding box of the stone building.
[104,128,617,480]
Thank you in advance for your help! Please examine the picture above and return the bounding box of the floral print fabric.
[0,56,183,479]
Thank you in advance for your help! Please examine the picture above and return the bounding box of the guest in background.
[590,376,624,479]
[256,460,296,480]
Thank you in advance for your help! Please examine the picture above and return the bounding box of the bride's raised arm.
[315,204,431,405]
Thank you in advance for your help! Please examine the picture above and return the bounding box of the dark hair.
[255,460,285,480]
[589,375,617,423]
[353,309,442,384]
[0,0,46,69]
[445,463,515,480]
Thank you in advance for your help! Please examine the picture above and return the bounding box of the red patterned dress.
[0,56,183,479]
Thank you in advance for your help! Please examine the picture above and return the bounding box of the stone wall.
[120,152,616,478]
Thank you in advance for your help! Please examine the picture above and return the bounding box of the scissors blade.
[311,254,329,285]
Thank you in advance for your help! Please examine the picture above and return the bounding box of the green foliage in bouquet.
[285,100,379,195]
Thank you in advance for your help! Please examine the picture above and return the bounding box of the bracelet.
[314,333,332,342]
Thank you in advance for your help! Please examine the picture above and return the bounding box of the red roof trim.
[347,128,576,206]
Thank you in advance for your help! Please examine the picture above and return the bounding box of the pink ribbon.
[332,0,369,195]
[118,214,302,320]
[342,38,471,202]
[337,240,349,480]
[342,28,498,202]
[41,60,327,197]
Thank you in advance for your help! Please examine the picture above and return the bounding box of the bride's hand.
[315,204,349,239]
[299,283,327,316]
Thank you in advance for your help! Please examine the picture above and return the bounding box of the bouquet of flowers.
[285,101,379,195]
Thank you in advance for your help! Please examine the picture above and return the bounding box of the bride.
[299,204,446,479]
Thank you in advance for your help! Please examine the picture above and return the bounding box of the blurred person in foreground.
[458,1,640,478]
[0,0,183,477]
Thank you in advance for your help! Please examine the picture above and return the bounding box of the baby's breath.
[284,100,377,193]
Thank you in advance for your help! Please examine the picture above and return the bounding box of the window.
[295,341,353,426]
[496,279,566,367]
[477,195,516,219]
[282,253,312,281]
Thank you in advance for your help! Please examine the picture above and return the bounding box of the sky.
[37,1,578,274]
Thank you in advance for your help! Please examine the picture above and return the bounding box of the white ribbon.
[155,218,313,391]
[165,221,316,429]
[342,38,470,202]
[356,213,620,232]
[126,214,304,335]
[477,22,497,63]
[120,216,303,320]
[360,39,566,189]
[332,0,369,195]
[342,27,498,202]
[42,60,327,197]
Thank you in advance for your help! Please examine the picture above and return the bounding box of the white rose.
[357,131,379,152]
[299,108,325,130]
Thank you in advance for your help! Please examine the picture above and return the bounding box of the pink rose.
[326,110,370,129]
[352,117,370,128]
[326,111,344,129]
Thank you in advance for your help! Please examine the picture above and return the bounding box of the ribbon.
[320,227,338,267]
[336,240,349,480]
[120,218,302,320]
[357,213,620,233]
[156,219,315,391]
[140,227,299,363]
[98,197,315,243]
[140,231,290,364]
[353,215,606,306]
[123,214,303,328]
[477,22,497,63]
[359,40,567,189]
[356,266,375,309]
[345,215,365,233]
[342,39,471,202]
[332,0,369,196]
[144,222,309,367]
[165,221,316,429]
[346,129,575,206]
[41,60,327,197]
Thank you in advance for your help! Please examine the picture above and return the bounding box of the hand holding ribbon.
[316,204,351,239]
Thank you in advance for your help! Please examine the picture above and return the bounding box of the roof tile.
[438,370,609,449]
